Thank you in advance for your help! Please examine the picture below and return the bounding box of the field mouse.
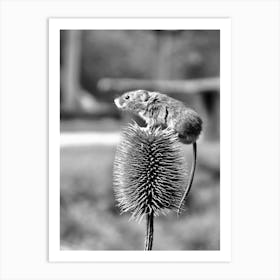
[114,89,202,214]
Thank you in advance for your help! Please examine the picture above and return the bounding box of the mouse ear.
[141,90,150,102]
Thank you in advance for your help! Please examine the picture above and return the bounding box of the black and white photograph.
[49,18,231,261]
[1,0,280,279]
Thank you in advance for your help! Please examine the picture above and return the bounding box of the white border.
[49,18,231,262]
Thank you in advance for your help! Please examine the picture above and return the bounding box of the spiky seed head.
[113,123,188,222]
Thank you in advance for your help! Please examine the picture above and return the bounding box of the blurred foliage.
[61,30,219,100]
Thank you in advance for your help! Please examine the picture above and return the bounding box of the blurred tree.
[60,29,220,102]
[61,30,82,111]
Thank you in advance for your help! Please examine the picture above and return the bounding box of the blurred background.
[60,30,220,250]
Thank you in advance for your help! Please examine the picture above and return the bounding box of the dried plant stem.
[144,212,154,250]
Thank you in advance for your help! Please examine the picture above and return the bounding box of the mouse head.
[114,90,150,113]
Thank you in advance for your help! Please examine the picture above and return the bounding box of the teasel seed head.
[113,123,187,222]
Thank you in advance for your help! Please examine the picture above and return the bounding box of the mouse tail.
[177,142,197,216]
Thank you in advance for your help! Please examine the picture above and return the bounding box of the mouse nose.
[114,98,122,108]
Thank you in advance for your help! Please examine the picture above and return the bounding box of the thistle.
[113,123,187,250]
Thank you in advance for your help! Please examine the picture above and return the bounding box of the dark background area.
[60,30,220,250]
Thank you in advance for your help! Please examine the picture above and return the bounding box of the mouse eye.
[125,95,130,100]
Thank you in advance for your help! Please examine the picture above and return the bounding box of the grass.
[60,143,220,250]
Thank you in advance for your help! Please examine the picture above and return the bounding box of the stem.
[144,212,154,250]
